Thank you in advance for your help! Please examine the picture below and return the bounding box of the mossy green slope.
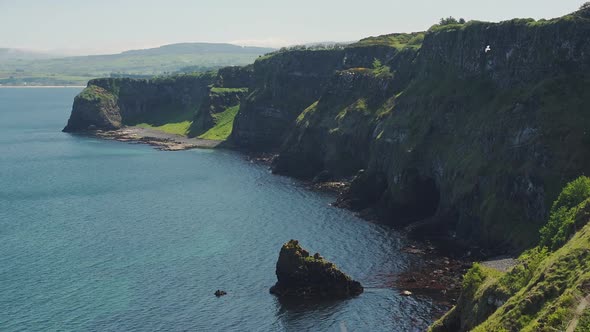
[188,84,248,140]
[198,105,240,140]
[430,177,590,332]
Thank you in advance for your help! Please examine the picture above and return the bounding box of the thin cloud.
[228,38,298,48]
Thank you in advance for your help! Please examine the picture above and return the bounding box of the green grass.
[0,71,92,86]
[135,121,192,136]
[540,176,590,250]
[198,105,240,140]
[352,32,425,49]
[77,85,116,102]
[124,102,196,136]
[577,309,590,331]
[210,87,248,94]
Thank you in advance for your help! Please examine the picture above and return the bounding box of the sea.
[0,88,442,331]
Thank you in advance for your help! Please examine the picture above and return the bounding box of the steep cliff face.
[416,17,590,86]
[229,40,419,150]
[63,73,215,132]
[63,85,122,131]
[272,46,418,179]
[269,12,590,251]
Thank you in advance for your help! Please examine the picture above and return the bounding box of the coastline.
[243,151,470,310]
[0,85,86,88]
[82,127,469,311]
[77,126,222,151]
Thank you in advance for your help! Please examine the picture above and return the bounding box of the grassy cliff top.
[76,85,116,103]
[351,32,425,49]
[428,7,590,34]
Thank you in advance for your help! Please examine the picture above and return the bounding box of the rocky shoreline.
[88,127,222,151]
[242,152,469,308]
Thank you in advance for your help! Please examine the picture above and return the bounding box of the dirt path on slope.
[566,294,590,332]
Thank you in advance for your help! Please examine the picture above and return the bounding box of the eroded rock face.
[63,86,122,132]
[269,240,363,298]
[230,45,401,151]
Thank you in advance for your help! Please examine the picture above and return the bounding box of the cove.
[0,88,443,331]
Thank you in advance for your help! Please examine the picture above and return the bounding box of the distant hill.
[0,42,275,86]
[0,48,57,61]
[120,43,273,56]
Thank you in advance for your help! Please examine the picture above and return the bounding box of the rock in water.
[269,240,363,298]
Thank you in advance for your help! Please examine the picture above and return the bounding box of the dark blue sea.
[0,88,441,331]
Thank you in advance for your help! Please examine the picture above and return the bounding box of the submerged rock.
[269,240,363,298]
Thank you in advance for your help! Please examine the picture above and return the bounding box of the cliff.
[230,35,423,150]
[63,73,215,133]
[64,9,590,253]
[267,11,590,252]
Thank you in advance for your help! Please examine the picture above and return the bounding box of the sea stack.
[269,240,363,298]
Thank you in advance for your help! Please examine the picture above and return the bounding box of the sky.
[0,0,584,55]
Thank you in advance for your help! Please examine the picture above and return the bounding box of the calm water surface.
[0,88,441,331]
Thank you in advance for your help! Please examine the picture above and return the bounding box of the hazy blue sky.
[0,0,584,54]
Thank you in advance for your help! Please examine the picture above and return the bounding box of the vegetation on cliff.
[430,176,590,331]
[197,105,240,140]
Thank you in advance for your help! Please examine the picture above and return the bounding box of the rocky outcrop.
[269,240,363,298]
[63,85,122,131]
[63,73,215,132]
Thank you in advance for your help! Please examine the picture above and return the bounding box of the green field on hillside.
[0,43,273,86]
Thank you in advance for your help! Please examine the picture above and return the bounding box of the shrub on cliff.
[439,17,466,25]
[371,59,392,78]
[428,17,467,32]
[540,176,590,250]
